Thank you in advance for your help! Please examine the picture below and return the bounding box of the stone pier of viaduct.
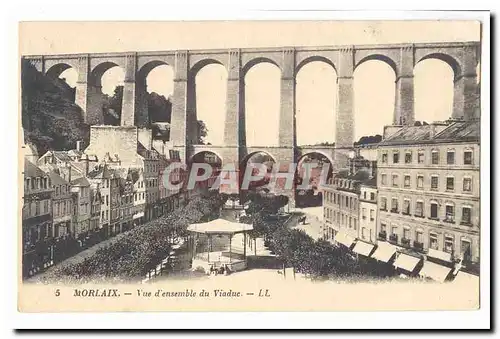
[23,41,481,174]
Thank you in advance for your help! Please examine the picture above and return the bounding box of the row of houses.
[321,120,480,281]
[21,126,190,279]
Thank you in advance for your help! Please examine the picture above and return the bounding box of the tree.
[103,86,123,125]
[148,92,172,123]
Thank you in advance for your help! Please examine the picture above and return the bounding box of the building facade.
[22,161,54,278]
[359,181,378,244]
[377,121,480,269]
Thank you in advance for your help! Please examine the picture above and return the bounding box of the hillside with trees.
[21,59,90,154]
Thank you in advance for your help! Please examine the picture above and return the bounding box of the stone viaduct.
[24,41,481,175]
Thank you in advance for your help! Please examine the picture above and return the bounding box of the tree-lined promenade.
[34,192,227,284]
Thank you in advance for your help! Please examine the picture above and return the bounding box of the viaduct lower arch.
[24,41,481,171]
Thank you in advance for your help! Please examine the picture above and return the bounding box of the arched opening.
[244,62,281,147]
[189,151,223,193]
[46,64,78,102]
[192,63,228,145]
[139,63,174,140]
[90,62,125,126]
[296,60,337,146]
[295,152,333,208]
[240,151,276,194]
[414,59,454,123]
[354,60,395,143]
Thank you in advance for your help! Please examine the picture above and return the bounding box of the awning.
[427,248,453,262]
[393,253,421,272]
[452,271,480,286]
[352,241,375,257]
[334,231,355,248]
[418,261,453,282]
[371,241,397,263]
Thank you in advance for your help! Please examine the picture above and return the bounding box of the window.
[349,217,352,228]
[392,174,399,187]
[380,223,387,233]
[461,240,472,261]
[35,201,40,216]
[106,195,109,206]
[404,175,410,188]
[446,177,454,191]
[416,231,423,243]
[381,174,387,186]
[418,150,425,164]
[415,201,424,217]
[447,150,455,165]
[430,202,438,219]
[464,150,473,165]
[56,186,60,195]
[429,233,439,250]
[431,150,439,165]
[417,175,424,189]
[462,206,472,225]
[391,198,399,213]
[405,151,412,164]
[391,226,398,235]
[403,199,410,215]
[380,197,387,211]
[349,197,353,209]
[393,151,400,164]
[361,227,366,239]
[431,175,439,190]
[445,204,455,222]
[444,236,454,253]
[463,177,472,192]
[370,209,374,221]
[403,228,410,240]
[370,192,375,200]
[381,153,388,163]
[362,208,367,219]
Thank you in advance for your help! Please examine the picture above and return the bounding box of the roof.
[24,160,46,177]
[70,176,90,186]
[434,120,480,142]
[361,176,377,187]
[69,161,87,174]
[128,168,141,183]
[187,218,254,234]
[48,170,69,186]
[137,142,148,158]
[87,164,113,179]
[379,121,479,146]
[52,151,73,163]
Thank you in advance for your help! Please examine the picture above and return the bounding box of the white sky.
[23,21,479,146]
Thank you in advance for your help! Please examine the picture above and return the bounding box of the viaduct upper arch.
[25,41,480,174]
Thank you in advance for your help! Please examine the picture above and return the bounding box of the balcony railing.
[378,231,387,240]
[413,241,424,251]
[389,234,398,243]
[390,208,399,213]
[401,238,411,247]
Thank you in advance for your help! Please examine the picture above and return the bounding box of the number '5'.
[55,289,60,297]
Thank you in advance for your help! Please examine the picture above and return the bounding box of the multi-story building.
[47,170,72,238]
[87,164,113,237]
[22,160,54,278]
[131,168,146,226]
[377,120,480,271]
[117,169,134,232]
[359,178,378,244]
[70,176,91,241]
[89,183,103,235]
[109,169,122,235]
[138,142,161,221]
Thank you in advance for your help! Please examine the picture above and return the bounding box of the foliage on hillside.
[21,59,90,154]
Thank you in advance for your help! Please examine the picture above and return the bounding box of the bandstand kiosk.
[187,218,253,274]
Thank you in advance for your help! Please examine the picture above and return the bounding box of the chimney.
[76,140,82,152]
